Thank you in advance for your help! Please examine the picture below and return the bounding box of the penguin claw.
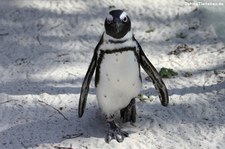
[105,128,129,143]
[105,132,113,143]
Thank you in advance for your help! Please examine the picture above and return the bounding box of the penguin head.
[104,9,131,39]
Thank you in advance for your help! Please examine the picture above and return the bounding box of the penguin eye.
[122,16,128,23]
[120,11,129,23]
[106,14,113,24]
[107,18,112,24]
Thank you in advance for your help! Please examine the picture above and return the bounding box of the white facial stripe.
[119,11,128,20]
[106,14,113,21]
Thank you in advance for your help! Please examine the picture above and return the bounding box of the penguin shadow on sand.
[1,81,224,148]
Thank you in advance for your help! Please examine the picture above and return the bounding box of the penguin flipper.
[134,38,169,106]
[78,53,97,117]
[78,34,104,117]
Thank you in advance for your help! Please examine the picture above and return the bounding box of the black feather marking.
[103,47,136,54]
[108,39,128,44]
[95,51,104,87]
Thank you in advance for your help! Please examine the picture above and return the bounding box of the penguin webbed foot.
[120,98,136,123]
[105,120,129,143]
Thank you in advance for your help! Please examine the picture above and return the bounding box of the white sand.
[0,0,225,148]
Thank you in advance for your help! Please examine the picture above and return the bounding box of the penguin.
[78,9,169,143]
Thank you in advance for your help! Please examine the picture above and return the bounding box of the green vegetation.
[159,67,178,78]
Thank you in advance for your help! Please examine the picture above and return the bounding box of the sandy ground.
[0,0,225,149]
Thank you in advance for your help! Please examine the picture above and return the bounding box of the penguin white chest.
[96,50,142,116]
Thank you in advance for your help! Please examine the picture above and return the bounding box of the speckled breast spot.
[96,50,142,116]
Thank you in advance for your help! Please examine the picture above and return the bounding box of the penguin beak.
[113,19,121,33]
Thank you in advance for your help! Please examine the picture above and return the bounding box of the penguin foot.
[120,98,136,123]
[105,120,129,143]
